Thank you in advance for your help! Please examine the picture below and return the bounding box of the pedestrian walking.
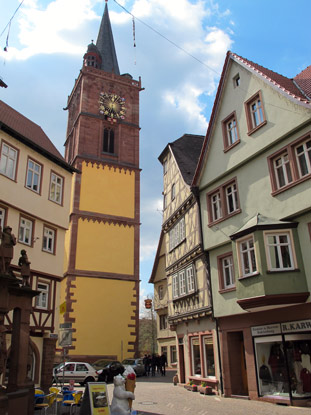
[160,353,167,376]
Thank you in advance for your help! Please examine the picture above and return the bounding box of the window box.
[198,385,213,395]
[245,90,267,135]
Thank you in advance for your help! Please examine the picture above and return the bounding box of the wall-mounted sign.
[281,319,311,333]
[251,324,281,337]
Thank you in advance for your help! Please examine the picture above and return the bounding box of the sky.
[0,0,310,312]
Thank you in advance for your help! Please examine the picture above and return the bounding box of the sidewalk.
[36,370,311,415]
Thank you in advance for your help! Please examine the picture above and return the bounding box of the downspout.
[191,185,224,395]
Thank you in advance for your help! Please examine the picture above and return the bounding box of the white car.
[53,361,98,385]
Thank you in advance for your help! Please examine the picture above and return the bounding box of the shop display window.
[191,337,201,375]
[254,334,311,399]
[203,336,215,377]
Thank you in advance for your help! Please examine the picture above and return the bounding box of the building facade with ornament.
[61,2,142,361]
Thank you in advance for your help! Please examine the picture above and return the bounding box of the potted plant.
[198,381,213,395]
[184,380,197,392]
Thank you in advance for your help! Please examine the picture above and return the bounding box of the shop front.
[219,304,311,407]
[252,320,311,405]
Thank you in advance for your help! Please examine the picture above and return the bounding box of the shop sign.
[281,319,311,333]
[251,323,281,337]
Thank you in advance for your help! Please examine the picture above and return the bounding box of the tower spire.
[96,2,120,75]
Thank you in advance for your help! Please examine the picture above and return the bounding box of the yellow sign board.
[89,383,110,415]
[59,301,66,315]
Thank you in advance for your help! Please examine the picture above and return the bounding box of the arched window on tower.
[103,128,114,154]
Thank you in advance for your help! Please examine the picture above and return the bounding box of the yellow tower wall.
[79,162,135,218]
[71,277,136,359]
[75,219,134,275]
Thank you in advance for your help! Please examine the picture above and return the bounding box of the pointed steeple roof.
[96,2,120,75]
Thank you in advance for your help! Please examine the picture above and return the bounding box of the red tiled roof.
[294,65,311,99]
[0,100,64,161]
[231,52,310,102]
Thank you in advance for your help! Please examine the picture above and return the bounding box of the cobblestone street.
[37,370,311,415]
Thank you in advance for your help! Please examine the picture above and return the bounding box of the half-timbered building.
[151,134,220,391]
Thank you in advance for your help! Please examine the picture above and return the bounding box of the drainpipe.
[191,186,224,395]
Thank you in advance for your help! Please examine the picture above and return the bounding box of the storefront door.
[227,331,248,396]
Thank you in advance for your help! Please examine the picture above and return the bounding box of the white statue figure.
[110,374,135,415]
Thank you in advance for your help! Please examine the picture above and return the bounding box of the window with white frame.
[273,152,293,188]
[35,282,49,309]
[0,142,18,180]
[191,337,201,375]
[203,335,215,377]
[186,266,195,293]
[222,112,240,150]
[207,178,240,225]
[268,133,311,194]
[43,226,55,254]
[211,191,222,221]
[19,217,33,245]
[222,255,235,289]
[172,274,179,299]
[295,138,311,178]
[245,90,266,134]
[172,265,196,299]
[0,207,6,228]
[225,182,239,214]
[49,172,63,204]
[26,158,42,193]
[239,236,257,277]
[169,217,186,251]
[265,231,295,271]
[179,270,186,296]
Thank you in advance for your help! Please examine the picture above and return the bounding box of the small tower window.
[103,128,114,153]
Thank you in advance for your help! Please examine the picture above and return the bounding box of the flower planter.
[198,385,213,395]
[184,384,198,392]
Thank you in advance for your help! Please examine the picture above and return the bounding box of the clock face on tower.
[99,92,126,122]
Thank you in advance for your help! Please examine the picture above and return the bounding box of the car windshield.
[122,359,135,365]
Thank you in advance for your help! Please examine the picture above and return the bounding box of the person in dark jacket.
[160,353,167,376]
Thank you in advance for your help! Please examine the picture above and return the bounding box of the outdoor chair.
[34,392,55,414]
[62,390,83,415]
[49,387,63,414]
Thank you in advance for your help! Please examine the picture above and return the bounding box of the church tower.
[62,1,142,361]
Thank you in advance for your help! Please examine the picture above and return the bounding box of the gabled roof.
[192,51,311,186]
[149,230,164,284]
[96,3,120,75]
[0,100,75,173]
[159,134,204,186]
[294,65,311,100]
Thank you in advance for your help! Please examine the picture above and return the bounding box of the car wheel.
[84,376,95,385]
